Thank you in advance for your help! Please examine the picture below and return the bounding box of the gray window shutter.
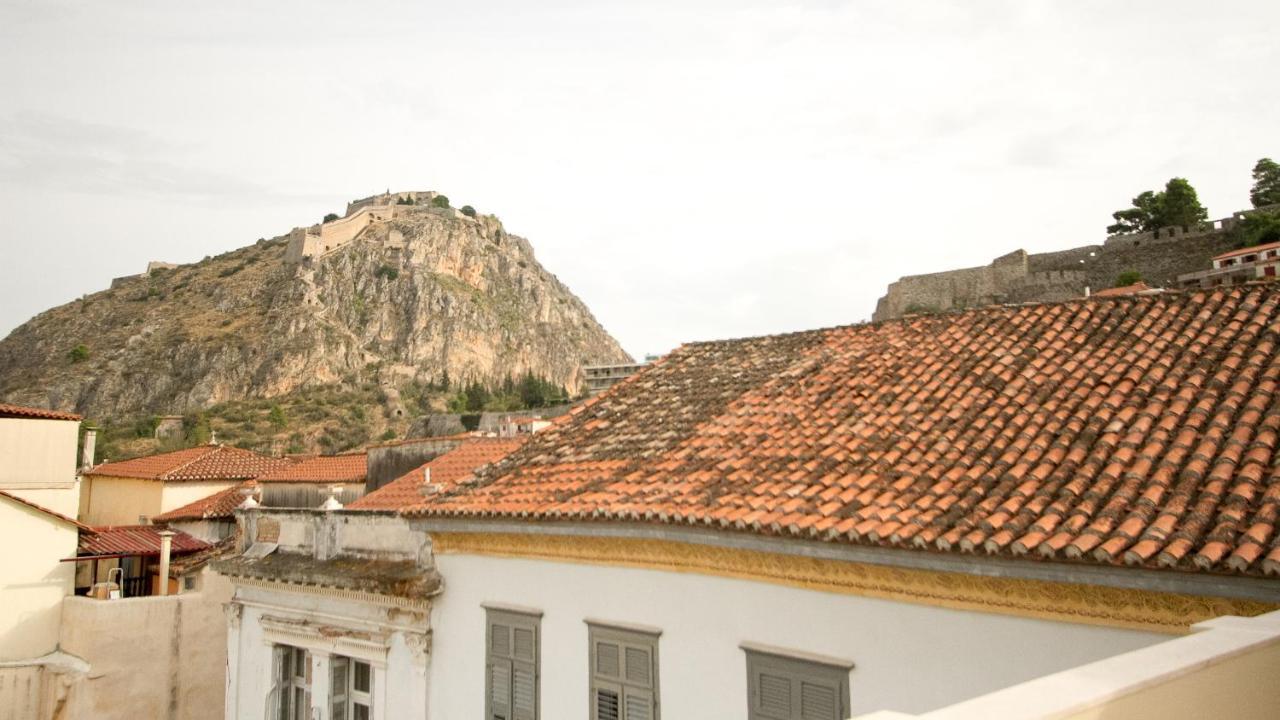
[331,657,349,720]
[799,680,838,720]
[744,647,850,720]
[489,656,513,720]
[594,684,622,720]
[623,687,654,720]
[512,661,537,720]
[755,670,792,718]
[486,608,540,720]
[588,624,659,720]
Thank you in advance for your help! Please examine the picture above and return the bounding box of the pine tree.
[1252,158,1280,208]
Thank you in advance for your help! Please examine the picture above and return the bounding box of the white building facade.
[220,510,1279,720]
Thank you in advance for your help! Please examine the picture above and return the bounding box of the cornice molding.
[431,532,1277,634]
[229,575,431,612]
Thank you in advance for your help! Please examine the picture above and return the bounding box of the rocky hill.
[0,193,631,436]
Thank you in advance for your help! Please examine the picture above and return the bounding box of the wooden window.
[269,645,310,720]
[331,656,373,720]
[485,606,540,720]
[587,622,660,720]
[743,645,851,720]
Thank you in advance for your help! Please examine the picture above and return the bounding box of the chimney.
[157,530,175,596]
[81,427,97,470]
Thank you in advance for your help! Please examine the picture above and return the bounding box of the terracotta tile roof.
[255,453,367,483]
[0,403,81,421]
[0,489,92,531]
[349,438,525,510]
[77,526,210,558]
[1092,282,1155,298]
[1214,241,1280,262]
[406,284,1280,577]
[87,444,292,482]
[153,481,256,522]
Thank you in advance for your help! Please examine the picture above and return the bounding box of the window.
[742,644,851,720]
[331,656,373,720]
[588,622,660,720]
[485,606,540,720]
[270,645,311,720]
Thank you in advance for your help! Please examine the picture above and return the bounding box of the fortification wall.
[873,209,1267,321]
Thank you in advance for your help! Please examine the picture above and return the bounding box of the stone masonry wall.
[873,224,1244,321]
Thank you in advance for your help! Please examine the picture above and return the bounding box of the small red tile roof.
[87,444,292,482]
[1214,241,1280,262]
[153,481,256,523]
[0,489,92,531]
[255,453,367,483]
[1092,282,1154,298]
[77,526,210,558]
[0,403,81,421]
[349,438,525,511]
[406,284,1280,577]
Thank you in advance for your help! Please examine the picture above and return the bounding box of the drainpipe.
[157,530,175,596]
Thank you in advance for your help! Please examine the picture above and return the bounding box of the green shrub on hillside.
[1115,270,1143,287]
[68,344,90,363]
[431,195,450,208]
[460,205,477,217]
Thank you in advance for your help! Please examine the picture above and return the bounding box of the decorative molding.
[431,532,1278,635]
[260,615,391,666]
[229,575,431,612]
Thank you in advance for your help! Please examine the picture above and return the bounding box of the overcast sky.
[1,1,1277,360]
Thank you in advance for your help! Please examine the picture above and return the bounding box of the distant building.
[1177,240,1280,288]
[582,361,647,396]
[80,444,292,526]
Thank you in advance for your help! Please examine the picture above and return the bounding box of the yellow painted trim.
[431,532,1277,635]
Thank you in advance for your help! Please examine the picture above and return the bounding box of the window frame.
[330,655,373,720]
[484,604,542,720]
[586,620,661,720]
[271,644,311,720]
[741,643,852,720]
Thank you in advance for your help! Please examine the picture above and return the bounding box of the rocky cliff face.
[0,203,630,420]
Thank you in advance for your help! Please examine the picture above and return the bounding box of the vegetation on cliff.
[0,197,630,455]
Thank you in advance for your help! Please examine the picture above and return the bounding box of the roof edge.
[407,517,1280,604]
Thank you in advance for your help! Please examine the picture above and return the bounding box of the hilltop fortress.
[285,190,489,265]
[872,206,1275,321]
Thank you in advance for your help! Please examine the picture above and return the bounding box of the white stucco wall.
[0,500,79,661]
[0,417,79,496]
[226,584,428,720]
[80,477,236,526]
[427,553,1168,719]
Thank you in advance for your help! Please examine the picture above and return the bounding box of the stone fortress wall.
[872,207,1268,321]
[284,190,476,265]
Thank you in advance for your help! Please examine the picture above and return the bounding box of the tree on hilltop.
[1252,158,1280,208]
[1107,191,1162,235]
[323,213,340,223]
[1159,178,1208,228]
[431,195,450,208]
[1106,178,1207,235]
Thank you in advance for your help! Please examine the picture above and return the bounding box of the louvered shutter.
[799,680,838,720]
[588,624,660,720]
[744,647,850,720]
[266,646,285,720]
[486,608,541,720]
[594,683,622,720]
[331,657,349,720]
[754,670,793,719]
[488,656,513,720]
[622,687,654,720]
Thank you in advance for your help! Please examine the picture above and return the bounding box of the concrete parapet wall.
[56,580,232,720]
